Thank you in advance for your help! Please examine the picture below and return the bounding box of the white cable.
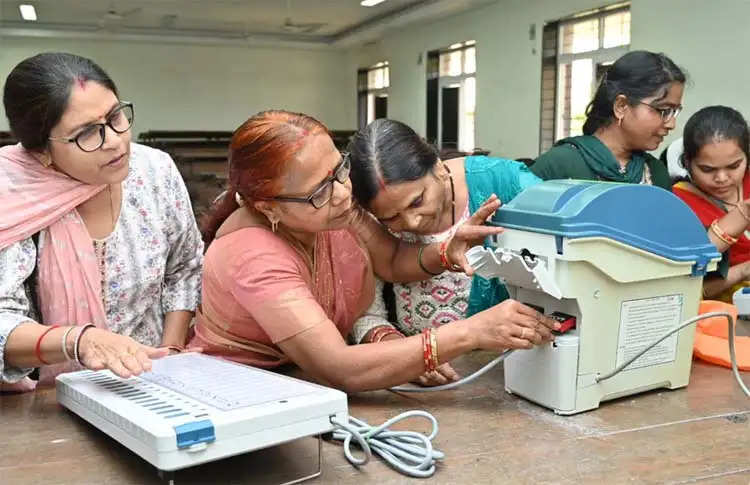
[389,350,514,393]
[387,312,749,397]
[330,410,444,478]
[337,313,747,479]
[596,311,749,397]
[727,312,750,396]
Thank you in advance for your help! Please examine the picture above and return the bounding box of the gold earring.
[617,116,623,127]
[39,154,52,167]
[270,218,279,233]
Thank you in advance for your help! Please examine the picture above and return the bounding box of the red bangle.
[439,240,450,270]
[430,329,439,369]
[372,327,403,343]
[366,326,389,343]
[35,325,60,365]
[422,328,436,372]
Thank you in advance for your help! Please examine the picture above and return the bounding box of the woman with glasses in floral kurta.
[0,53,203,391]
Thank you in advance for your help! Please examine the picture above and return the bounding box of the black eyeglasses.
[263,152,351,209]
[638,101,682,123]
[48,102,134,152]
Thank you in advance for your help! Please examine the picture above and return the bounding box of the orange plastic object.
[693,300,750,371]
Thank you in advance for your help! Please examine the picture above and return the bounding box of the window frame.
[433,41,476,152]
[357,61,390,130]
[539,4,630,152]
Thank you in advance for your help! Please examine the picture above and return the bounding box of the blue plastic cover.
[174,419,215,449]
[492,180,720,268]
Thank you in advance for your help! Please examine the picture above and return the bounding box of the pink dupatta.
[0,144,109,390]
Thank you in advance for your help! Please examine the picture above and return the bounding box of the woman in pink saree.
[190,110,560,392]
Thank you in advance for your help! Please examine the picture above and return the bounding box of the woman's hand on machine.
[444,195,504,275]
[472,299,560,350]
[79,328,169,378]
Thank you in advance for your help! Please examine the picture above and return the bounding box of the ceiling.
[0,0,496,48]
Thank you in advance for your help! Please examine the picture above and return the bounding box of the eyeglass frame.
[637,101,682,123]
[258,152,351,209]
[48,101,134,152]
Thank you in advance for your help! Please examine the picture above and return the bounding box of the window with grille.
[539,4,630,153]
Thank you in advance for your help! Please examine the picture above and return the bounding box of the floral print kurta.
[0,143,203,381]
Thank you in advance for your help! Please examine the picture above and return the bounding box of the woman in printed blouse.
[0,53,203,390]
[673,106,750,301]
[531,50,684,189]
[346,119,541,350]
[189,109,560,392]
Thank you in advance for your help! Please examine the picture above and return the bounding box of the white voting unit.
[56,353,348,474]
[467,180,721,415]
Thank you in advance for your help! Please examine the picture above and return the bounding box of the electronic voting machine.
[466,180,721,415]
[56,353,348,475]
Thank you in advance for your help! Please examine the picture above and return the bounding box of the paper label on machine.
[615,294,683,370]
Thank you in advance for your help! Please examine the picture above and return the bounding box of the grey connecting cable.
[390,350,514,393]
[340,312,748,478]
[596,311,749,396]
[329,411,444,478]
[388,312,749,397]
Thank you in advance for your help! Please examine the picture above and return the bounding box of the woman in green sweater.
[532,50,685,189]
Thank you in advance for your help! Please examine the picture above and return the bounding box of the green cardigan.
[531,142,671,189]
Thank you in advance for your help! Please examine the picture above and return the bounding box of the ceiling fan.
[280,0,326,34]
[97,3,142,29]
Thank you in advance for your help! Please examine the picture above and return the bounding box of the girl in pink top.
[190,110,560,392]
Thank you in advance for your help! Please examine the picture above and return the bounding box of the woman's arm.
[5,322,168,378]
[277,299,559,393]
[350,279,400,344]
[352,196,503,283]
[278,314,476,392]
[706,201,750,252]
[161,311,193,348]
[160,156,205,346]
[349,279,460,386]
[701,200,750,298]
[0,237,39,381]
[702,261,750,298]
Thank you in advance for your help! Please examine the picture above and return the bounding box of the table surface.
[2,348,749,485]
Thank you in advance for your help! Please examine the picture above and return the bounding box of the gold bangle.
[710,220,738,245]
[430,329,439,369]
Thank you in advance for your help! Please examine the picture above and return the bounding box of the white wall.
[632,0,750,151]
[347,0,750,158]
[0,37,354,136]
[346,0,613,159]
[4,0,748,156]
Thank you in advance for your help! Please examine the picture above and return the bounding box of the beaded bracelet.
[34,325,60,365]
[710,219,738,245]
[74,324,96,366]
